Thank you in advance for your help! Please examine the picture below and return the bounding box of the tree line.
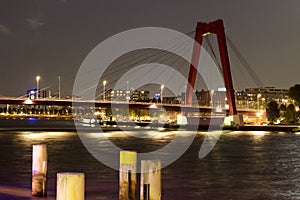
[266,84,300,124]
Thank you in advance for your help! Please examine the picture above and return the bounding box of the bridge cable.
[226,35,264,88]
[88,31,196,98]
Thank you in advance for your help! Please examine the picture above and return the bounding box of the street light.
[256,111,263,125]
[58,76,61,100]
[257,93,261,111]
[103,80,107,100]
[256,93,262,125]
[160,84,164,104]
[36,76,40,99]
[126,81,130,102]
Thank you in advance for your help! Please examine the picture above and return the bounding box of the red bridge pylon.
[185,19,237,116]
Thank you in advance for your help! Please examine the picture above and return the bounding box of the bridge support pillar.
[223,114,244,127]
[186,19,238,120]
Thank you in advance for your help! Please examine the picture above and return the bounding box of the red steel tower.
[185,19,237,115]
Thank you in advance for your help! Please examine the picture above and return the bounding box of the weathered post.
[140,160,161,200]
[32,144,47,197]
[119,150,137,200]
[56,172,85,200]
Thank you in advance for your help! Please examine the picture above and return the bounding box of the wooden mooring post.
[56,172,85,200]
[32,144,47,197]
[140,160,161,200]
[119,150,137,200]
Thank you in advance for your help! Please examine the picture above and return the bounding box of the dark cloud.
[26,17,44,31]
[0,24,10,35]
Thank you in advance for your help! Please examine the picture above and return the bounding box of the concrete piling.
[119,151,137,200]
[32,144,47,197]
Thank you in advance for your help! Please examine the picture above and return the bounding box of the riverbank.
[0,117,299,132]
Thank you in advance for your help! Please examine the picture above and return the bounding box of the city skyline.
[1,1,300,97]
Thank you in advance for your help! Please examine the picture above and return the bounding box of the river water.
[0,119,300,199]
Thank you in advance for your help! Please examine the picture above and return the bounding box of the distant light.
[94,111,101,115]
[28,117,38,121]
[150,104,158,109]
[218,87,226,92]
[202,32,211,37]
[154,93,160,99]
[256,112,263,117]
[30,90,36,94]
[216,107,223,112]
[24,99,33,104]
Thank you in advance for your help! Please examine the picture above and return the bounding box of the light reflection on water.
[18,131,75,141]
[85,130,178,139]
[226,131,270,142]
[0,130,300,199]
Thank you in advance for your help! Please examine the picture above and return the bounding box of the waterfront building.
[193,87,291,110]
[162,96,180,104]
[195,89,226,108]
[245,87,289,102]
[27,89,51,99]
[109,90,131,102]
[235,87,291,110]
[130,90,150,102]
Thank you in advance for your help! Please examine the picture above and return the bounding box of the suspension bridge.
[0,19,266,126]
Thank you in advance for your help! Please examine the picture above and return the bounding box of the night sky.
[1,0,300,97]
